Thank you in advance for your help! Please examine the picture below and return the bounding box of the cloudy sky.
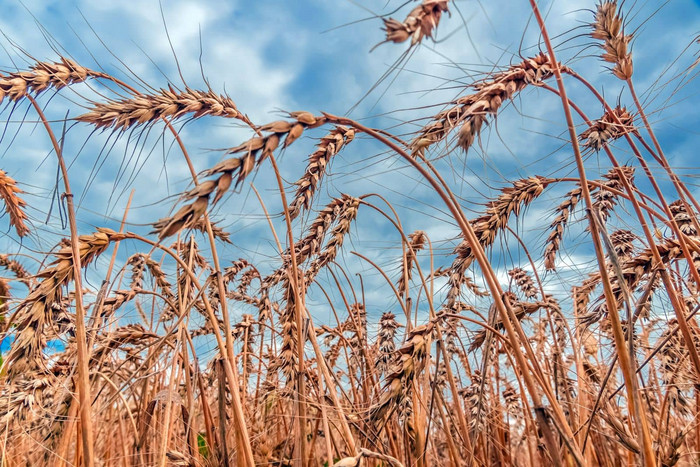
[0,0,698,355]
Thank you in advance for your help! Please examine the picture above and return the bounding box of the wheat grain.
[592,1,634,80]
[442,176,551,306]
[580,106,635,150]
[377,312,401,376]
[0,169,29,237]
[397,230,427,297]
[381,0,449,47]
[508,267,538,300]
[412,54,559,153]
[370,322,433,423]
[0,58,92,102]
[288,125,356,220]
[77,86,250,130]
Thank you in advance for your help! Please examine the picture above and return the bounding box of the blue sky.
[0,1,698,357]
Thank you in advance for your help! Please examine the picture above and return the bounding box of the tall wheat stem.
[26,95,95,467]
[254,169,357,456]
[360,197,474,456]
[266,152,309,466]
[54,191,134,467]
[163,117,255,465]
[525,2,655,465]
[505,225,586,447]
[124,232,254,464]
[412,138,584,463]
[564,72,700,387]
[74,70,256,463]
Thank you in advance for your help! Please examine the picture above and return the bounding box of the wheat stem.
[26,95,95,467]
[527,2,655,464]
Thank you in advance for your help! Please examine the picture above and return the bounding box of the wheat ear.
[0,169,29,237]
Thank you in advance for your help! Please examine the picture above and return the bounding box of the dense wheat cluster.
[0,0,699,466]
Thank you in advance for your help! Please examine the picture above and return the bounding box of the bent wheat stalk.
[27,95,98,467]
[527,1,654,464]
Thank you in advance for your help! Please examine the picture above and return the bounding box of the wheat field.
[0,0,699,465]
